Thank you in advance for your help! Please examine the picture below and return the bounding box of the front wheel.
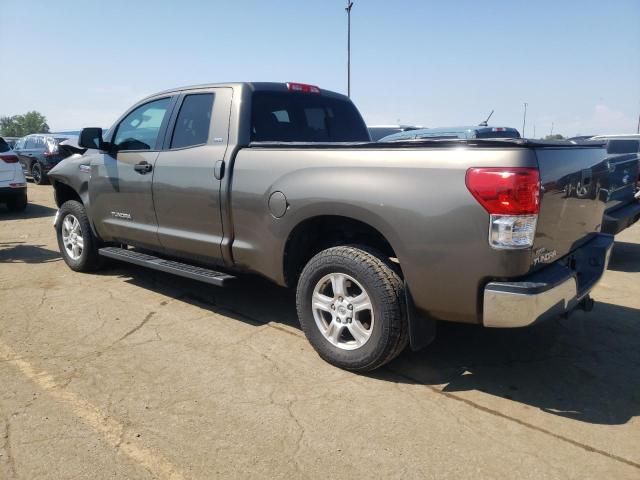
[56,200,103,272]
[296,246,408,372]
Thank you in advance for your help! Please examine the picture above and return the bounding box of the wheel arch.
[52,180,84,208]
[282,214,401,289]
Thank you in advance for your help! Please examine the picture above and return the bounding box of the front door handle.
[134,161,153,174]
[214,160,225,180]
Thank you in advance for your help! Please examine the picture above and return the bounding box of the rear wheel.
[6,191,27,212]
[296,245,408,372]
[56,200,103,272]
[31,162,48,185]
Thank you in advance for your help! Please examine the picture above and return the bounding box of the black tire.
[296,245,408,372]
[56,200,103,272]
[31,162,48,185]
[6,191,27,212]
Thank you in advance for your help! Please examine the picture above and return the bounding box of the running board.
[98,247,235,287]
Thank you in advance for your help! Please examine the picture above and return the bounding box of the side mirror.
[78,127,105,150]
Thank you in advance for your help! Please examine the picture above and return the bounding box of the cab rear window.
[251,92,369,142]
[475,129,521,139]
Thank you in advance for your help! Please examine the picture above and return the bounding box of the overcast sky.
[1,0,639,137]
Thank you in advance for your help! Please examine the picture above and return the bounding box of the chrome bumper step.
[98,247,235,287]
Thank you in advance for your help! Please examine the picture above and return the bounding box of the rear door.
[16,136,40,175]
[152,88,232,262]
[88,96,175,249]
[12,137,27,175]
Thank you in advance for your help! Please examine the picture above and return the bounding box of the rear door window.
[25,136,41,149]
[251,91,369,142]
[170,93,214,149]
[114,97,172,151]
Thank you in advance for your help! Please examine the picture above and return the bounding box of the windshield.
[251,92,369,142]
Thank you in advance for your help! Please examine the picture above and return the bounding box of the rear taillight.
[286,82,321,94]
[466,167,540,249]
[0,154,19,163]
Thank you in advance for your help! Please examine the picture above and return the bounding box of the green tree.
[544,134,565,140]
[0,111,50,136]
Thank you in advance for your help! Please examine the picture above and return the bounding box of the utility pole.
[522,102,528,138]
[346,1,354,97]
[637,113,639,134]
[550,122,554,136]
[533,124,536,138]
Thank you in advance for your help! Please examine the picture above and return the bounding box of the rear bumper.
[601,201,640,235]
[483,234,614,328]
[0,185,27,198]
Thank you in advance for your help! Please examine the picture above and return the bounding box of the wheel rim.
[311,273,374,351]
[61,214,84,260]
[32,164,41,183]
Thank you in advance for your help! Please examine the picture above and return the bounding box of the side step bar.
[98,247,236,287]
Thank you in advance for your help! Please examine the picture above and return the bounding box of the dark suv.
[13,134,76,185]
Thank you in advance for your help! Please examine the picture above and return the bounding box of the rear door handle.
[134,161,153,174]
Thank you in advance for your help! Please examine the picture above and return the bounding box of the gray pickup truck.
[48,82,636,371]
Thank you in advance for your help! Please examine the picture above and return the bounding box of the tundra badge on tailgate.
[533,247,557,266]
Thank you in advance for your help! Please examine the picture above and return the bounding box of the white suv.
[0,137,27,211]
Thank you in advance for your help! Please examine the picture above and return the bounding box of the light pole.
[522,102,528,138]
[346,1,354,97]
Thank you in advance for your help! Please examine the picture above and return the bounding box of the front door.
[88,96,175,249]
[152,88,232,263]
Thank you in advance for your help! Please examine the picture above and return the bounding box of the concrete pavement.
[1,184,638,479]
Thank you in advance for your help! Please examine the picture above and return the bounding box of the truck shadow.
[608,241,640,273]
[0,202,57,219]
[381,301,640,426]
[0,242,61,264]
[100,262,639,426]
[101,263,299,329]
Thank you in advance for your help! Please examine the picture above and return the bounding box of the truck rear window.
[475,129,521,139]
[251,92,369,142]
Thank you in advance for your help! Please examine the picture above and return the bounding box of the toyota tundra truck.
[48,82,632,371]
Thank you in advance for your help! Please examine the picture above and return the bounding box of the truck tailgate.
[533,146,609,266]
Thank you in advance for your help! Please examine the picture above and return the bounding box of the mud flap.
[404,283,437,351]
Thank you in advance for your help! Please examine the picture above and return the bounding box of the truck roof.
[142,82,350,102]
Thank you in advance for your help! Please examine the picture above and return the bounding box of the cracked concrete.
[0,184,639,479]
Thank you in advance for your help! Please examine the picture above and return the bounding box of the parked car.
[0,137,27,211]
[50,82,626,372]
[13,133,77,185]
[583,136,640,234]
[567,135,597,143]
[368,125,421,141]
[590,134,640,142]
[562,134,640,232]
[380,126,521,142]
[1,137,20,149]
